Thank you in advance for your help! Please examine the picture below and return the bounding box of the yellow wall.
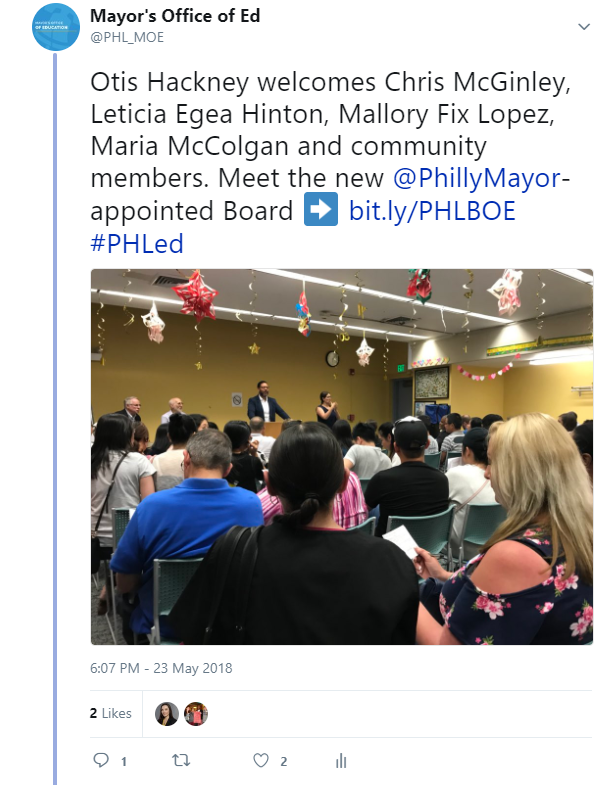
[412,362,593,421]
[92,305,397,428]
[503,362,593,420]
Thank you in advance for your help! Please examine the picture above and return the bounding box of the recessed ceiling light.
[551,269,593,285]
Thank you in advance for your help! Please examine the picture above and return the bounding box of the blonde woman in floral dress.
[415,413,593,645]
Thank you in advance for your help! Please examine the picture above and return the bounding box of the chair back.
[152,558,203,644]
[387,507,455,556]
[462,504,506,547]
[424,452,441,469]
[358,478,371,494]
[346,516,376,535]
[112,507,134,551]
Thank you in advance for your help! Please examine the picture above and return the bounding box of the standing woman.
[91,414,156,611]
[316,391,340,429]
[415,413,593,645]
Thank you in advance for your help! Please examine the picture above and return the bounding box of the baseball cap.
[462,427,489,451]
[393,417,429,451]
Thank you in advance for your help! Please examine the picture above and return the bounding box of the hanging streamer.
[248,270,259,350]
[356,334,375,367]
[440,307,447,333]
[383,334,389,381]
[487,269,523,317]
[141,301,165,344]
[535,271,546,332]
[456,356,521,381]
[462,269,474,353]
[96,293,106,366]
[338,287,350,341]
[122,269,135,328]
[406,269,432,303]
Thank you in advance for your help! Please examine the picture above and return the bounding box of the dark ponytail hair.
[378,421,395,459]
[268,422,344,527]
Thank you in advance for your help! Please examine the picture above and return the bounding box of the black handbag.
[91,452,129,573]
[203,525,262,644]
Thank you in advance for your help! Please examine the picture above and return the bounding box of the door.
[392,378,413,421]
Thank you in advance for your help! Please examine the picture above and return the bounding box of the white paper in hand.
[383,525,419,560]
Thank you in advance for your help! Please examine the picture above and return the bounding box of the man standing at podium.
[247,381,290,422]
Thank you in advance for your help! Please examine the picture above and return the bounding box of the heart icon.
[254,754,269,768]
[490,373,496,380]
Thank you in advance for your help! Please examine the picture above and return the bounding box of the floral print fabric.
[439,530,593,645]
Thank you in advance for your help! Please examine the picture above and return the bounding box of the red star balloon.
[172,271,218,323]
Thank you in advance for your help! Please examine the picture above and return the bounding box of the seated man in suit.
[247,381,290,422]
[114,396,141,422]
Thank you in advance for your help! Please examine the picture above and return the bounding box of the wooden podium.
[263,421,284,439]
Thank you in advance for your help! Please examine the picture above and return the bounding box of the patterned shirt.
[257,471,368,529]
[441,431,466,454]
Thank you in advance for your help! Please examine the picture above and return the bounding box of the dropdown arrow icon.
[579,23,590,30]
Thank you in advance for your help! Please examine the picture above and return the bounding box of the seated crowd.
[91,395,593,645]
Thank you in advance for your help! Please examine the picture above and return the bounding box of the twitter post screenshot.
[9,1,606,783]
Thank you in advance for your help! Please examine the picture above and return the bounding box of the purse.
[91,452,129,573]
[203,525,263,644]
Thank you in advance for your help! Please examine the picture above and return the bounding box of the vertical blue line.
[53,52,58,785]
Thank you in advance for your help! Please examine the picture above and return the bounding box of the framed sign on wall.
[414,366,450,400]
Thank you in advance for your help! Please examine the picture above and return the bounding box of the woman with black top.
[157,703,177,726]
[224,420,264,493]
[316,391,340,428]
[170,422,419,645]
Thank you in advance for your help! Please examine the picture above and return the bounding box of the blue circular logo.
[33,4,80,51]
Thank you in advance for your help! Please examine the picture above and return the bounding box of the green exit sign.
[397,364,405,372]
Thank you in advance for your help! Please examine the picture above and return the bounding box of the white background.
[5,2,607,782]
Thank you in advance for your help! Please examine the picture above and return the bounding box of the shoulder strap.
[94,452,129,532]
[203,526,249,644]
[453,478,490,515]
[233,526,263,644]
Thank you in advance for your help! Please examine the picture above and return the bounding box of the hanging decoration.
[141,301,165,344]
[296,286,312,337]
[457,355,521,381]
[487,269,523,317]
[248,270,259,350]
[462,269,474,353]
[357,302,367,318]
[535,271,546,332]
[383,334,389,381]
[172,271,218,322]
[411,357,450,368]
[248,342,260,355]
[356,334,375,366]
[338,287,350,341]
[96,294,106,366]
[122,269,135,329]
[406,269,432,303]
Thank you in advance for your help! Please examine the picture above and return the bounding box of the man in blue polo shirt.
[111,429,263,642]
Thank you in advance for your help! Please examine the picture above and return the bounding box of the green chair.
[358,478,372,495]
[387,507,455,568]
[424,452,441,469]
[346,516,376,535]
[151,558,204,645]
[444,450,462,471]
[458,504,506,566]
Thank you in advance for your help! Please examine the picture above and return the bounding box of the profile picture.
[155,702,178,727]
[184,702,209,726]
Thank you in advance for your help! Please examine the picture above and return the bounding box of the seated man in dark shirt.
[365,417,449,536]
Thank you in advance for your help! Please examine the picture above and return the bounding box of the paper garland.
[487,269,523,317]
[141,301,165,344]
[457,354,521,381]
[407,269,432,303]
[411,357,449,368]
[296,291,312,337]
